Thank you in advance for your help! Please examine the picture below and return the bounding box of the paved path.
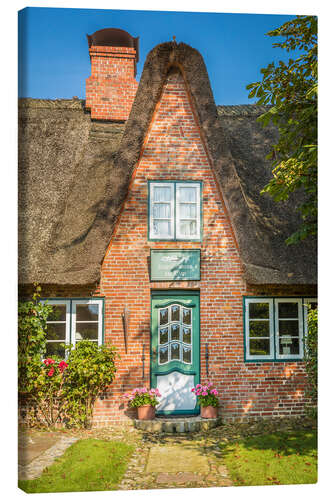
[119,433,233,489]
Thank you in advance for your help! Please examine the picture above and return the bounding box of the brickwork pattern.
[86,46,138,121]
[92,69,311,425]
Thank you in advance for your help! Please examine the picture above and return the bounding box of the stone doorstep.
[134,416,222,433]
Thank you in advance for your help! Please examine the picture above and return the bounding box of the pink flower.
[202,391,208,396]
[196,384,201,389]
[211,389,218,396]
[47,367,55,377]
[59,360,68,373]
[195,390,201,396]
[191,388,196,392]
[43,358,55,366]
[207,382,213,388]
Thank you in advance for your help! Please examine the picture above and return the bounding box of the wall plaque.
[150,249,200,281]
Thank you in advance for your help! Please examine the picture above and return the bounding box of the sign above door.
[150,249,200,281]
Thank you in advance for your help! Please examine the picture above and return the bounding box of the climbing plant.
[304,306,318,418]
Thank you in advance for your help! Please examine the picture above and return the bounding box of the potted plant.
[123,387,161,420]
[191,383,219,418]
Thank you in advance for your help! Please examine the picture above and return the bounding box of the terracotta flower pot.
[137,405,155,420]
[200,405,218,419]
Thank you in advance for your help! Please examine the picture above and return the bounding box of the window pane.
[75,323,98,341]
[279,320,299,336]
[278,302,299,318]
[180,220,197,236]
[182,346,191,364]
[159,345,168,364]
[180,203,197,218]
[47,323,66,341]
[183,308,191,325]
[249,302,269,319]
[171,324,180,341]
[48,305,66,322]
[182,327,192,344]
[76,304,99,322]
[154,186,171,202]
[279,337,300,356]
[45,342,66,359]
[249,321,269,338]
[159,308,168,325]
[153,203,171,218]
[171,343,180,360]
[179,187,196,202]
[249,339,270,356]
[153,220,171,236]
[171,305,180,322]
[159,327,168,344]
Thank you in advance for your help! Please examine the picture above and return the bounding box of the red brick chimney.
[86,28,139,121]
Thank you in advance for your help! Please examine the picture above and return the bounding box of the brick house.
[18,28,317,426]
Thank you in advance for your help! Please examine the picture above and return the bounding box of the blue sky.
[18,7,301,105]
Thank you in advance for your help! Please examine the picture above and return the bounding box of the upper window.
[43,298,103,358]
[244,297,317,362]
[149,181,201,240]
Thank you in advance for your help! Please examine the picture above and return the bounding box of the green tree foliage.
[304,306,318,417]
[247,15,317,244]
[62,341,118,428]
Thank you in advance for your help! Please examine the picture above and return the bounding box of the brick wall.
[86,46,138,121]
[90,67,313,426]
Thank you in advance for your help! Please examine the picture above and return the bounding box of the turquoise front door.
[151,291,200,415]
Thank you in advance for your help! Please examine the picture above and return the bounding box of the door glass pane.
[159,308,168,325]
[75,323,98,341]
[159,327,168,344]
[278,302,299,318]
[47,323,66,341]
[76,304,99,321]
[249,339,270,356]
[249,302,269,319]
[171,324,180,341]
[182,327,192,344]
[48,305,66,322]
[171,305,180,322]
[249,321,269,338]
[183,308,191,325]
[182,345,191,364]
[279,337,300,356]
[154,186,171,202]
[179,186,196,202]
[153,203,171,218]
[180,220,197,236]
[45,342,66,358]
[153,220,171,236]
[279,320,299,336]
[171,343,180,360]
[159,345,168,364]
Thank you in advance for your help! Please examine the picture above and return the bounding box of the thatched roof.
[18,42,317,285]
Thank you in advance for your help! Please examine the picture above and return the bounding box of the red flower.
[43,358,55,366]
[59,361,68,373]
[48,367,55,377]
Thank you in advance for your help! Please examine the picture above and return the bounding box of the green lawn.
[219,430,317,486]
[19,439,134,493]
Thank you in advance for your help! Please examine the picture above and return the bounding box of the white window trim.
[175,183,201,240]
[245,298,274,361]
[149,182,175,240]
[42,299,71,358]
[71,299,103,348]
[275,298,303,360]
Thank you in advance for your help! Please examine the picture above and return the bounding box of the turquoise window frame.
[148,180,203,242]
[243,296,317,363]
[41,297,105,357]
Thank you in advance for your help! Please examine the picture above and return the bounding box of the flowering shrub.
[38,358,69,426]
[191,383,219,407]
[123,387,161,408]
[62,341,118,428]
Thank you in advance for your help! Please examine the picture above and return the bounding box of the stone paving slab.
[146,444,210,474]
[18,434,59,466]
